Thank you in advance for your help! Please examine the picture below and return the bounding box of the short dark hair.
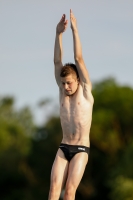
[60,63,79,79]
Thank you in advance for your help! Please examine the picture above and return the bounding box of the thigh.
[50,148,69,189]
[66,152,88,189]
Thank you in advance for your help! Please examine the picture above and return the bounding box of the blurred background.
[0,0,133,199]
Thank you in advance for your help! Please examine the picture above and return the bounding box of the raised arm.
[70,9,92,89]
[54,14,68,86]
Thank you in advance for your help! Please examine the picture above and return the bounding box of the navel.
[78,102,80,105]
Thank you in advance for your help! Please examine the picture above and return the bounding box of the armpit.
[83,83,94,103]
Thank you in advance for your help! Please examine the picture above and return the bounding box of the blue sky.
[0,0,133,124]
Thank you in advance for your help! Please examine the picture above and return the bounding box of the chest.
[60,86,90,115]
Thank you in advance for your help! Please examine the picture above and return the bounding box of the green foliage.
[0,97,35,200]
[91,78,133,156]
[89,78,133,200]
[108,176,133,200]
[0,97,33,156]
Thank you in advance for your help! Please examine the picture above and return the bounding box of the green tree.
[89,78,133,200]
[0,97,35,200]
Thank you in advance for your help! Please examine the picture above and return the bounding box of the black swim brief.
[59,143,90,162]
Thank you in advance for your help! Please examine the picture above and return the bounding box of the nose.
[64,83,68,90]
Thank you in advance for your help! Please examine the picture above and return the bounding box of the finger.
[70,9,74,17]
[60,14,65,22]
[64,20,68,25]
[70,11,74,20]
[63,14,66,20]
[70,9,72,17]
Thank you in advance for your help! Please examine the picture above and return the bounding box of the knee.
[49,184,61,199]
[64,185,76,200]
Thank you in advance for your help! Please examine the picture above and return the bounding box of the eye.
[62,82,65,85]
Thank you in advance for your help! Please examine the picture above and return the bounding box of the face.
[61,74,79,96]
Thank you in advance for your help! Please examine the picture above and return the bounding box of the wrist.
[56,26,63,35]
[56,30,63,36]
[71,28,78,34]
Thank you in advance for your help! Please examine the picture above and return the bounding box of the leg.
[48,149,69,200]
[64,152,88,200]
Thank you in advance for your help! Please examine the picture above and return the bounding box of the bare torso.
[60,83,94,147]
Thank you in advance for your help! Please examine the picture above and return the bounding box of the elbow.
[54,59,57,64]
[74,55,83,63]
[54,59,60,64]
[53,58,57,64]
[53,57,62,64]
